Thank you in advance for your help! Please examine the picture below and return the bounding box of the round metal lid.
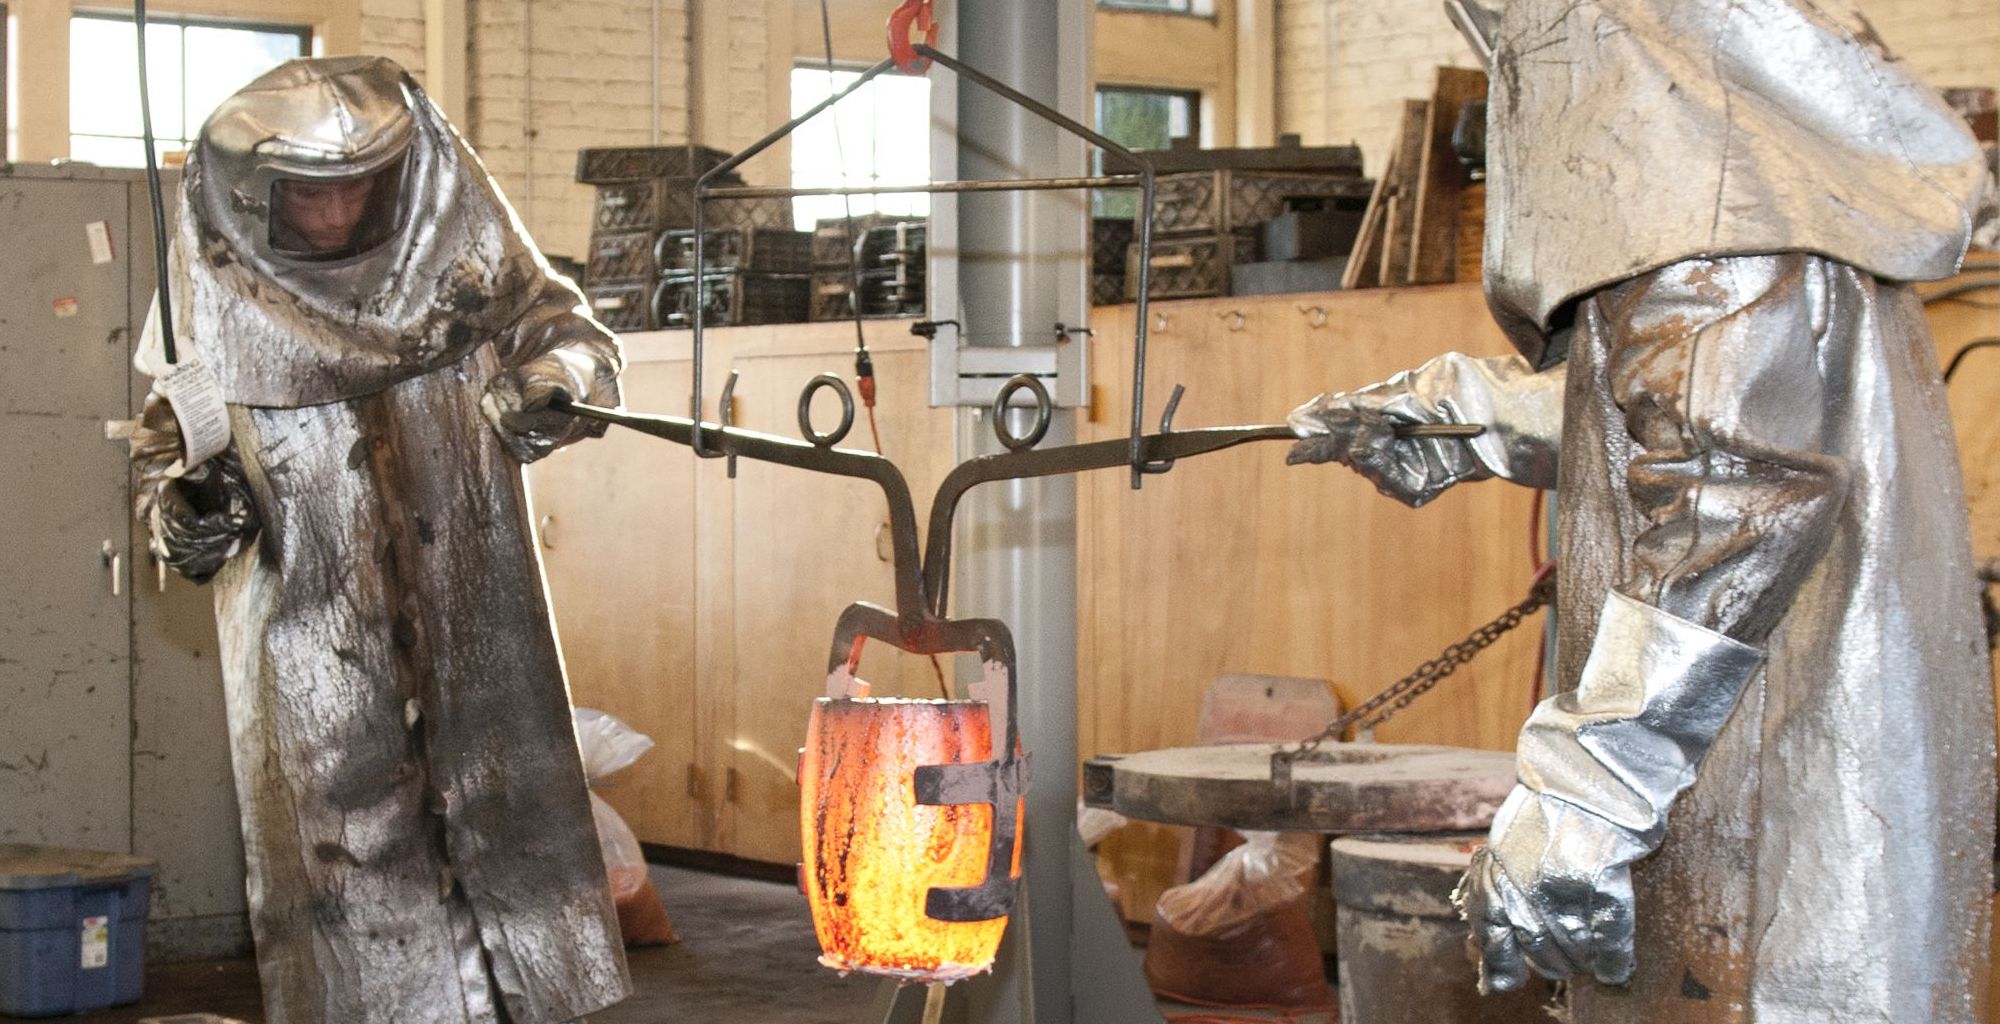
[1082,742,1516,833]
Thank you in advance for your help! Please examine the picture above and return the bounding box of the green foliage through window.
[1093,87,1197,219]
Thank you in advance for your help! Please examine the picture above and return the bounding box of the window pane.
[1093,87,1198,218]
[183,25,304,134]
[68,15,302,168]
[790,65,931,230]
[71,18,182,140]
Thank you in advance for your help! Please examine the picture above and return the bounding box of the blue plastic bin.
[0,844,157,1017]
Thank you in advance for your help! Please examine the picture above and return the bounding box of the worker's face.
[273,176,378,253]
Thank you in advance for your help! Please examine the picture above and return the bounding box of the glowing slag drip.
[800,697,1013,983]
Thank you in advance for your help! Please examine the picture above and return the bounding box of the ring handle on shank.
[798,373,857,448]
[886,0,937,74]
[991,375,1054,452]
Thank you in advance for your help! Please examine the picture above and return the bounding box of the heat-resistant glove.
[148,456,260,583]
[1454,592,1762,992]
[1285,352,1562,506]
[481,350,605,464]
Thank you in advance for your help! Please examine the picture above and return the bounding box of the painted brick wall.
[464,0,695,259]
[358,0,697,260]
[1278,0,2000,176]
[360,0,428,79]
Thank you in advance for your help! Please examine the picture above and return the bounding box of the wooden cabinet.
[1077,286,1543,920]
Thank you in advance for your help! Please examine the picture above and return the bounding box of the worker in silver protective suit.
[1288,2,1994,1020]
[128,56,630,1023]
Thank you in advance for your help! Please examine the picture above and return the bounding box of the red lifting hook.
[886,0,937,74]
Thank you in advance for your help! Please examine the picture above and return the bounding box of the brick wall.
[463,0,695,258]
[360,0,428,79]
[360,0,699,260]
[1278,0,2000,176]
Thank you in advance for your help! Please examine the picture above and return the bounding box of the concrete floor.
[2,865,1334,1024]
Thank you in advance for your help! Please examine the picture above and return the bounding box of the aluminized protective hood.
[171,56,547,406]
[1480,0,1988,366]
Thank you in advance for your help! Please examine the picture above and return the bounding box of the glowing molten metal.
[800,696,1017,983]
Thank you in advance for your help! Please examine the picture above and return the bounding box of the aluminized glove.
[1286,352,1562,506]
[148,456,260,583]
[1454,592,1762,992]
[481,350,604,464]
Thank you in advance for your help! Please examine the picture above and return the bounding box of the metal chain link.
[1277,569,1557,771]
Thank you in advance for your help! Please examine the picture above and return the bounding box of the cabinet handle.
[538,514,555,549]
[725,766,741,803]
[686,763,701,798]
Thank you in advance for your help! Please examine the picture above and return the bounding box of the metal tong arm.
[553,397,931,622]
[914,420,1483,616]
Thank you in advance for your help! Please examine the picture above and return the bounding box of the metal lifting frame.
[552,41,1488,922]
[683,42,1171,489]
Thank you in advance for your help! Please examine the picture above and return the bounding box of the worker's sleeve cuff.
[1514,591,1763,841]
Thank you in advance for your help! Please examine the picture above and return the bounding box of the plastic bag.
[1154,831,1319,937]
[1076,803,1129,849]
[574,708,677,946]
[590,791,648,901]
[1144,831,1332,1009]
[575,707,656,782]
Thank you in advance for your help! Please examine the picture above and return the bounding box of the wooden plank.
[1380,99,1431,285]
[1340,151,1394,291]
[1408,67,1488,285]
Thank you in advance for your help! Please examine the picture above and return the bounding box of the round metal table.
[1081,742,1516,833]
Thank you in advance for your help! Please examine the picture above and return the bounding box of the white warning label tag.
[155,356,233,474]
[80,915,109,969]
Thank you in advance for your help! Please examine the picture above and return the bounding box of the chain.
[1277,568,1556,770]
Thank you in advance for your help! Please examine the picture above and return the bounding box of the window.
[1093,85,1199,218]
[68,12,308,167]
[5,5,16,162]
[789,64,932,231]
[1097,0,1213,13]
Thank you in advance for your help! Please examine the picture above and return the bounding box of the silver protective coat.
[1295,252,1994,1021]
[1538,254,1991,1024]
[131,57,630,1024]
[1479,0,1988,368]
[1289,0,1993,1008]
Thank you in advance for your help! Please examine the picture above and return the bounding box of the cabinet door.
[0,176,135,847]
[717,338,957,864]
[530,358,706,850]
[1077,291,1541,920]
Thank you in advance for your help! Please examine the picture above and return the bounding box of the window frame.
[1096,0,1218,16]
[2,4,12,164]
[67,9,311,161]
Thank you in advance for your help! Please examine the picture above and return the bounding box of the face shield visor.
[268,155,412,262]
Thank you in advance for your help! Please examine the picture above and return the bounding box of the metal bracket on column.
[929,338,1087,410]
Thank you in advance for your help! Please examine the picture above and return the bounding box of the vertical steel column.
[951,1,1076,1019]
[939,3,1155,1023]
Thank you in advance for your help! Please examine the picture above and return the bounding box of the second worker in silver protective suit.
[1288,3,1994,1021]
[129,57,630,1023]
